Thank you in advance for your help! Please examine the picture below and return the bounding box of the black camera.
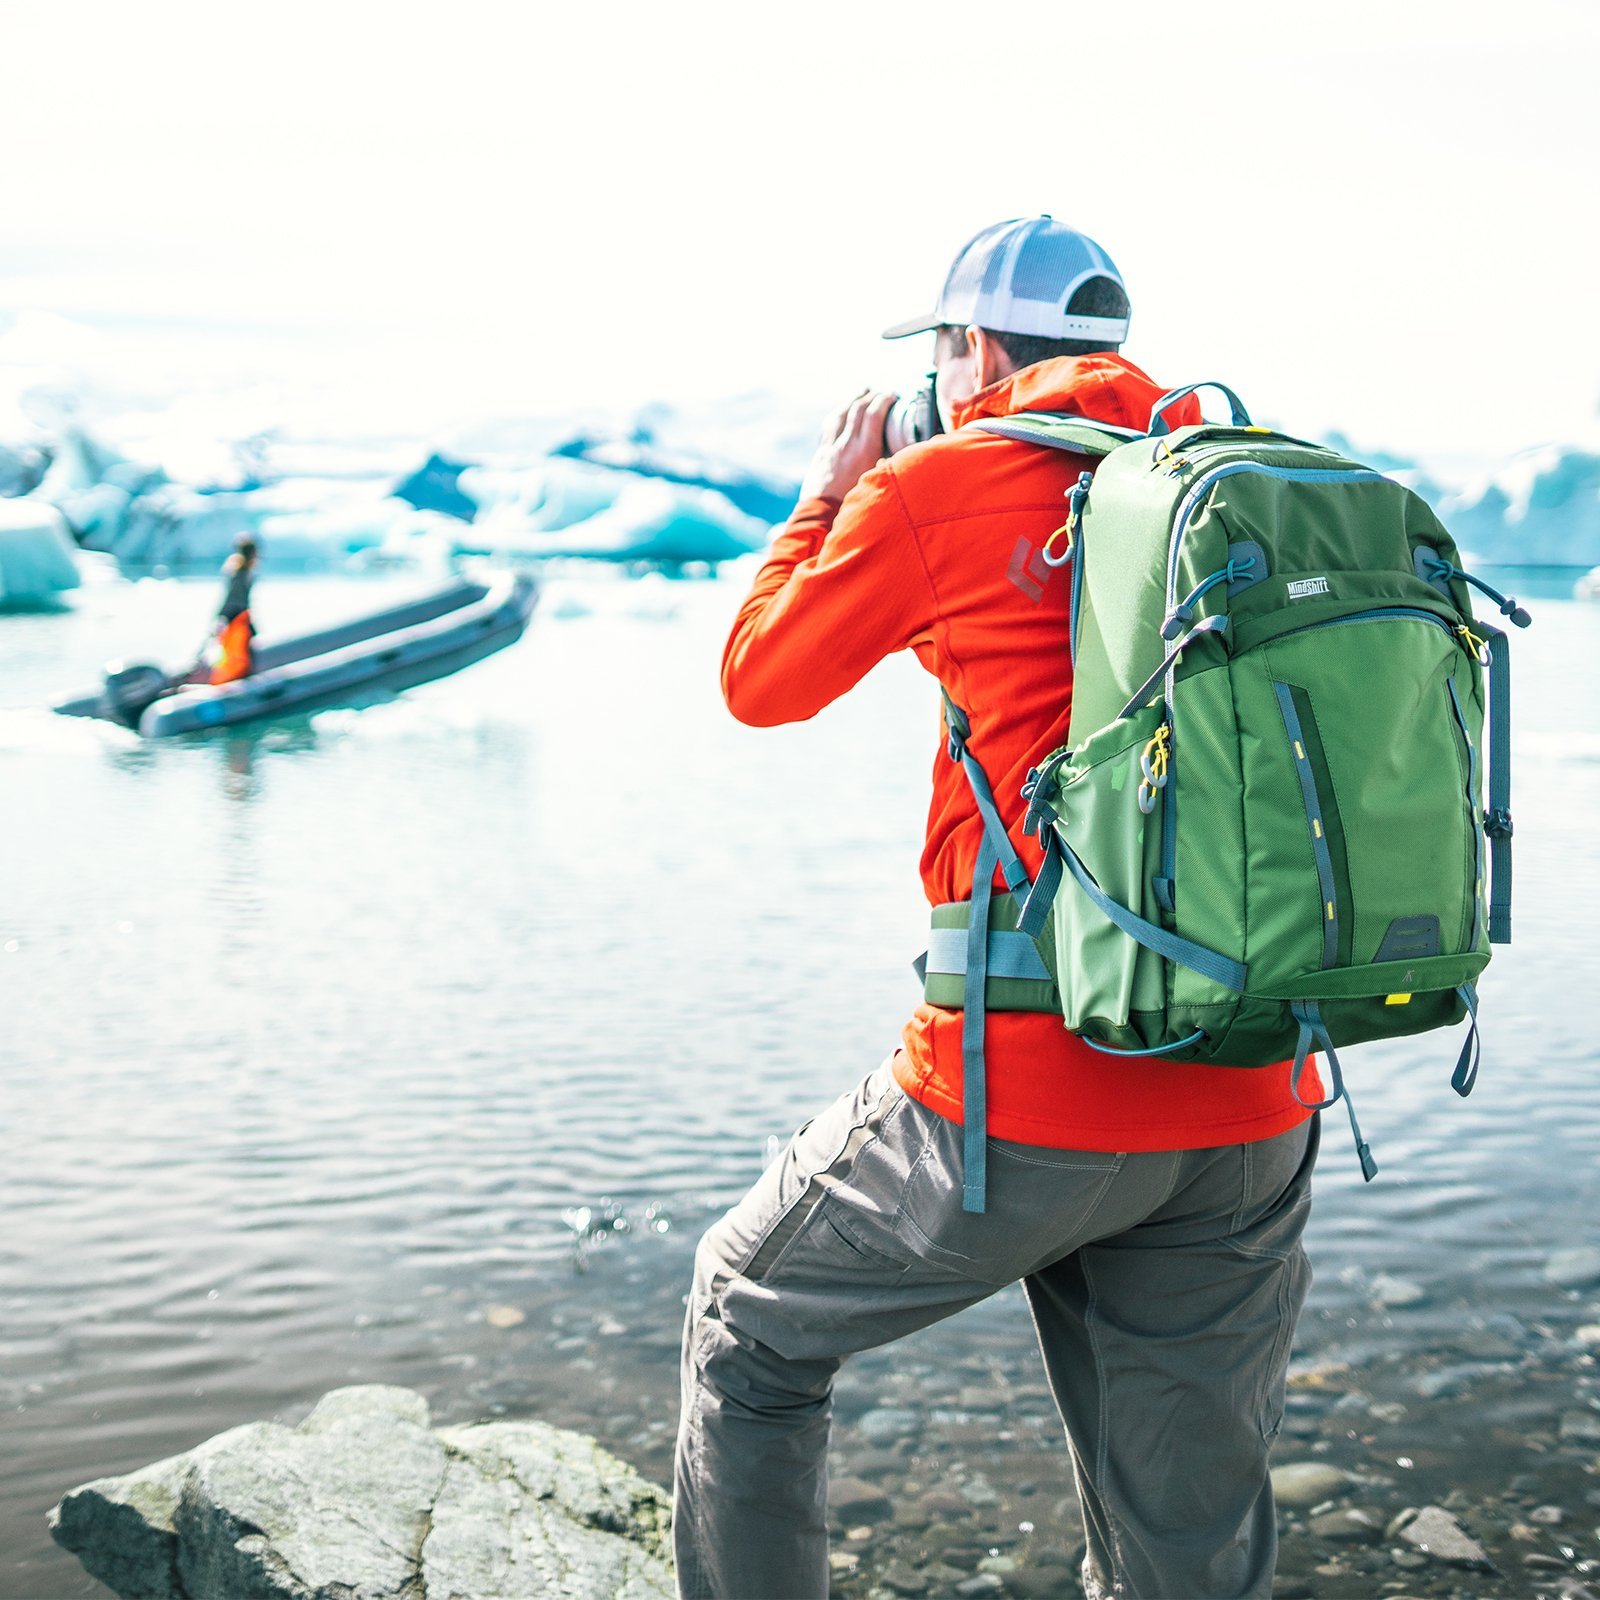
[883,373,944,455]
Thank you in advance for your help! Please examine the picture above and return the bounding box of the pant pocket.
[1258,1241,1311,1441]
[894,1109,1124,1285]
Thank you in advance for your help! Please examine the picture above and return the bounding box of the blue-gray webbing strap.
[1452,982,1481,1097]
[1290,999,1378,1182]
[1054,832,1248,992]
[1446,677,1485,952]
[1115,614,1230,722]
[962,832,998,1214]
[942,690,1032,905]
[1483,627,1513,943]
[925,926,1053,982]
[1017,834,1064,940]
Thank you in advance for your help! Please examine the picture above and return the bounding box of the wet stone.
[959,1474,999,1508]
[954,1576,1004,1597]
[1559,1407,1600,1444]
[1287,1361,1354,1392]
[917,1490,970,1518]
[1390,1549,1428,1569]
[1530,1503,1565,1524]
[1451,1315,1526,1359]
[858,1408,923,1446]
[1309,1506,1384,1543]
[923,1564,972,1587]
[957,1385,1011,1411]
[1394,1505,1491,1566]
[940,1545,985,1571]
[1006,1572,1075,1600]
[875,1558,929,1594]
[1545,1247,1600,1289]
[1371,1274,1427,1308]
[1271,1462,1354,1509]
[1415,1364,1498,1400]
[829,1477,893,1523]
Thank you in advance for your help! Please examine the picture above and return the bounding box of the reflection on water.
[2,569,1598,1596]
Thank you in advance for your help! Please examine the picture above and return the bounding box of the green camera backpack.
[935,382,1529,1209]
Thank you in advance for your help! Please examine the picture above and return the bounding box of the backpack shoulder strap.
[970,411,1142,458]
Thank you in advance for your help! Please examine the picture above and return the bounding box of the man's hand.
[797,389,896,505]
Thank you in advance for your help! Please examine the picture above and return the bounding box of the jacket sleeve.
[721,464,937,727]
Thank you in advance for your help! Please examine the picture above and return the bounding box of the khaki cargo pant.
[673,1057,1317,1599]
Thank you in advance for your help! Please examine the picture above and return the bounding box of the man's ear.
[972,327,1014,389]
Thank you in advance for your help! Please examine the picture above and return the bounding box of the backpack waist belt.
[917,896,1059,1014]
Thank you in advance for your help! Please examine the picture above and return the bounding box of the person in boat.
[674,219,1322,1600]
[210,536,258,685]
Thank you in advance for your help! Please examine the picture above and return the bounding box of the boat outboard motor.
[102,661,171,729]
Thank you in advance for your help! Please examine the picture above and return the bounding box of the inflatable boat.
[55,572,537,737]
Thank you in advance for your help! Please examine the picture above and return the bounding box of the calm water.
[2,566,1598,1595]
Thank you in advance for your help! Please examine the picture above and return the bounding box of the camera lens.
[883,377,942,457]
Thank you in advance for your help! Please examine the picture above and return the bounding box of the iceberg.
[0,499,81,605]
[462,479,767,567]
[550,432,798,526]
[458,457,624,533]
[392,452,477,522]
[1321,428,1600,566]
[1428,445,1600,567]
[0,439,49,497]
[97,478,467,569]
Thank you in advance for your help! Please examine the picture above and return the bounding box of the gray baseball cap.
[882,216,1129,344]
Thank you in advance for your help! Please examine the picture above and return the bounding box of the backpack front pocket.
[1235,609,1480,993]
[1047,700,1169,1046]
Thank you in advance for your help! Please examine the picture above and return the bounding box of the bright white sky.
[2,0,1596,464]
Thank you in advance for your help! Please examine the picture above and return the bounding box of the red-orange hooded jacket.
[723,354,1318,1150]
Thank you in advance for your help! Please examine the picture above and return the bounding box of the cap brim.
[880,313,942,340]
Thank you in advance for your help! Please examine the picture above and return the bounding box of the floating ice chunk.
[468,480,766,567]
[392,452,477,522]
[0,440,49,497]
[551,433,798,525]
[33,424,141,501]
[461,458,624,533]
[0,499,80,604]
[52,483,131,549]
[1432,444,1600,566]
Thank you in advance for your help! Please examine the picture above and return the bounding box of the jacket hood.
[950,352,1190,434]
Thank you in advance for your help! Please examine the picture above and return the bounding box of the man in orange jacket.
[674,219,1320,1600]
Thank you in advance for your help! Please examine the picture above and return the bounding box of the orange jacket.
[724,354,1317,1150]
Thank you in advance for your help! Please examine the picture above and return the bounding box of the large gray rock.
[1393,1504,1491,1567]
[48,1385,673,1599]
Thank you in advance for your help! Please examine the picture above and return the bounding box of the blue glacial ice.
[1426,445,1600,567]
[549,433,799,526]
[6,393,1600,578]
[463,477,768,566]
[0,499,81,605]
